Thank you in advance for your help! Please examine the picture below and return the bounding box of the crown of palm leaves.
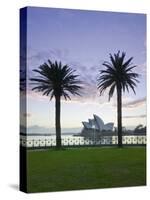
[97,51,139,101]
[30,60,83,100]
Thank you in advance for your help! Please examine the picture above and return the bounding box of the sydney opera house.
[81,114,114,136]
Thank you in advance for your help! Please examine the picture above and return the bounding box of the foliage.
[97,51,139,101]
[30,60,82,100]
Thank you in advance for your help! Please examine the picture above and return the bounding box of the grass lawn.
[27,147,146,193]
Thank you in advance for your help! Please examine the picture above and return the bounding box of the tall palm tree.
[97,51,139,147]
[30,60,82,148]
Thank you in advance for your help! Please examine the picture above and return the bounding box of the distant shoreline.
[20,132,146,136]
[20,133,80,136]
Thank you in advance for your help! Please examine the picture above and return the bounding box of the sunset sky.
[21,7,146,133]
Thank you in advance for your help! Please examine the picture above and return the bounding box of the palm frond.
[97,51,139,100]
[30,60,83,100]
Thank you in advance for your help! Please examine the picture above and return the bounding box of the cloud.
[139,62,146,74]
[66,61,101,103]
[27,90,49,102]
[123,97,146,108]
[123,114,146,119]
[27,54,101,103]
[27,48,146,107]
[27,48,69,65]
[133,62,146,77]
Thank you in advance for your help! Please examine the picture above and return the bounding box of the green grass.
[27,147,146,193]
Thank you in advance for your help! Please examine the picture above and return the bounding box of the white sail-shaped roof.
[88,119,99,130]
[82,121,92,129]
[104,123,114,131]
[82,114,114,131]
[93,114,105,131]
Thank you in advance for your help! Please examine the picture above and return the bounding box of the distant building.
[81,114,114,137]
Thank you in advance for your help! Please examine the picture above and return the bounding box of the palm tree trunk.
[117,86,122,147]
[55,95,61,148]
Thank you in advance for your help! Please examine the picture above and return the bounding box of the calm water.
[20,134,146,147]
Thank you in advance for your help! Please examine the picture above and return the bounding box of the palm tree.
[97,51,139,147]
[30,60,82,148]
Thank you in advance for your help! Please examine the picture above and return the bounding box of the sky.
[20,7,146,133]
